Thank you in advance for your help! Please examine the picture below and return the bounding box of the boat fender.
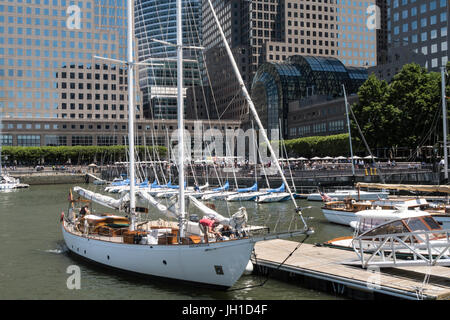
[244,260,253,275]
[60,212,64,222]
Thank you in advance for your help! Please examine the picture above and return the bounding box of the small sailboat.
[60,0,312,289]
[255,183,291,203]
[225,183,268,202]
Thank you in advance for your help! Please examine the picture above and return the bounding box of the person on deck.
[199,217,221,243]
[79,205,90,218]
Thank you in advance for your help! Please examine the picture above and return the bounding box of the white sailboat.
[0,115,29,191]
[60,0,312,288]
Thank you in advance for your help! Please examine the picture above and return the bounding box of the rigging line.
[348,102,386,184]
[227,234,310,292]
[218,89,242,120]
[187,2,238,212]
[136,0,169,185]
[183,5,230,192]
[279,118,297,192]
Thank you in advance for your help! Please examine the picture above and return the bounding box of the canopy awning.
[356,182,450,193]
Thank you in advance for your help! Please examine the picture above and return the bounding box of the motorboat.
[325,209,450,268]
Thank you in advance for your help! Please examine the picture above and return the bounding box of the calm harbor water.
[0,184,353,300]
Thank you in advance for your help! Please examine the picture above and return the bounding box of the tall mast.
[206,0,308,228]
[177,0,186,238]
[442,66,448,182]
[127,0,136,230]
[0,112,2,176]
[342,84,355,177]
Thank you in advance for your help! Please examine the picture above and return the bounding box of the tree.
[352,63,444,152]
[350,73,401,149]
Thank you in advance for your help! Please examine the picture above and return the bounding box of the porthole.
[162,260,167,265]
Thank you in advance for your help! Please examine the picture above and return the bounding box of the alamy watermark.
[366,4,381,31]
[66,5,81,30]
[66,265,81,290]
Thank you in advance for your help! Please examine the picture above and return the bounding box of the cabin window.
[406,218,429,232]
[423,217,441,230]
[363,221,408,237]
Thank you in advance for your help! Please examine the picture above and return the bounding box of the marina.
[3,182,450,300]
[0,0,449,305]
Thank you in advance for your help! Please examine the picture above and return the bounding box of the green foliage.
[283,133,350,158]
[352,63,446,150]
[1,145,167,165]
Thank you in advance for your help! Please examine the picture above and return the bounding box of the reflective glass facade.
[135,0,203,119]
[251,55,368,137]
[0,0,139,121]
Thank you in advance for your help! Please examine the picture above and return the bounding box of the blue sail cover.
[267,183,285,193]
[237,183,258,193]
[213,181,229,191]
[167,181,187,189]
[111,178,130,186]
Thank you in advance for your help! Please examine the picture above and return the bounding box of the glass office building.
[336,0,378,67]
[134,0,203,119]
[251,55,367,137]
[0,0,142,122]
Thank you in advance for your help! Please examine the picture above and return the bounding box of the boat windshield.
[422,216,442,230]
[362,220,409,237]
[405,217,429,232]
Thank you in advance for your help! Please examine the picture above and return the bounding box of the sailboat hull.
[226,192,268,202]
[62,223,254,288]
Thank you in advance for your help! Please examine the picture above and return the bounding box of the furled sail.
[237,183,258,193]
[213,181,229,191]
[356,183,450,193]
[188,195,228,222]
[187,195,248,231]
[267,183,285,193]
[137,189,178,219]
[73,186,129,210]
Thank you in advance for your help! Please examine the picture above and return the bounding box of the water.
[0,184,353,300]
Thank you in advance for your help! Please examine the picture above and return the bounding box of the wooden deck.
[253,239,450,300]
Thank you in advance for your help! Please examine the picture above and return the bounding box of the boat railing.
[64,217,267,245]
[352,228,450,268]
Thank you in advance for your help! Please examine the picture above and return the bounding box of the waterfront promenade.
[3,160,443,187]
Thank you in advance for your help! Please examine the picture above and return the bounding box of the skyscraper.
[372,0,449,81]
[134,0,203,119]
[0,0,142,122]
[202,0,379,120]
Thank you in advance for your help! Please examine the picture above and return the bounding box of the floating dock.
[252,239,450,300]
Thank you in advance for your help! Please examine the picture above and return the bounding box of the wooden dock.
[253,239,450,300]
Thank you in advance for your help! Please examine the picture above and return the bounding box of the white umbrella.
[350,156,362,159]
[288,157,297,161]
[297,157,308,161]
[322,156,334,160]
[364,155,377,159]
[334,156,347,160]
[311,156,322,160]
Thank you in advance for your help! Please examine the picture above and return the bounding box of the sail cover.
[187,195,230,224]
[267,183,285,193]
[73,186,129,210]
[213,181,229,191]
[167,181,187,189]
[356,183,450,193]
[237,183,258,193]
[137,189,178,219]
